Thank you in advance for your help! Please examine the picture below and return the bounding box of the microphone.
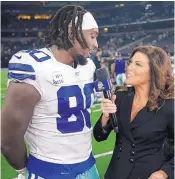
[94,68,119,133]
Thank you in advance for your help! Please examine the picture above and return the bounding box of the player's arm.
[1,82,41,170]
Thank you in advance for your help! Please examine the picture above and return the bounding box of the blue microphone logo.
[97,81,104,91]
[94,78,112,92]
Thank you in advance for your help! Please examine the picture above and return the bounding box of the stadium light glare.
[104,27,108,32]
[120,4,125,7]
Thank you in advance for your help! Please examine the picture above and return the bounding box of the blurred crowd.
[1,2,174,68]
[101,31,174,57]
[1,38,44,67]
[1,30,174,68]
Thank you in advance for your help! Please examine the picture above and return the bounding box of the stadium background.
[1,1,174,179]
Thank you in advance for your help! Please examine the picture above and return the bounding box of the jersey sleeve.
[7,51,43,96]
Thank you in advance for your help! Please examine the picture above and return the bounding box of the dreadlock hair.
[44,5,89,50]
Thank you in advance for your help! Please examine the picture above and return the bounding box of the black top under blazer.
[93,89,174,179]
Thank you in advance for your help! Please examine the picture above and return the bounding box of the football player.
[1,5,99,179]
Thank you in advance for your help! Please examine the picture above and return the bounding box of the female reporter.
[93,46,174,179]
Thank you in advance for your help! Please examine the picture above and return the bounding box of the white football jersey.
[8,48,96,164]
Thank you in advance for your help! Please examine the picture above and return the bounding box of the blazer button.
[130,151,135,156]
[117,155,120,160]
[129,158,134,163]
[119,140,123,144]
[119,147,122,152]
[131,143,136,148]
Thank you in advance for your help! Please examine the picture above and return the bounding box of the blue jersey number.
[29,50,51,62]
[57,84,94,134]
[22,49,51,62]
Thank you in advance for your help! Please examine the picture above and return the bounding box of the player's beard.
[72,55,88,66]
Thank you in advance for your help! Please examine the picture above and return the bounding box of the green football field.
[1,69,115,179]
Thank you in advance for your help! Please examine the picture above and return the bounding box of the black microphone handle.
[103,90,112,99]
[103,91,119,133]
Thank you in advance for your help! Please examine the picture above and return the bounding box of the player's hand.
[148,170,168,179]
[101,95,117,127]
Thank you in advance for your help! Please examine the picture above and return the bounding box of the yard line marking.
[92,103,100,108]
[94,151,113,159]
[93,109,101,112]
[1,88,7,90]
[1,95,6,99]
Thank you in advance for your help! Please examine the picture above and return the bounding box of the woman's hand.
[101,95,117,127]
[148,170,168,179]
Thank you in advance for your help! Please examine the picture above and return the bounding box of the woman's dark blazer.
[93,89,174,179]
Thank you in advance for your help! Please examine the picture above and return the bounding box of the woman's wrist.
[101,114,110,127]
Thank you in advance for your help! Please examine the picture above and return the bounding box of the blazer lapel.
[130,99,166,130]
[130,106,156,130]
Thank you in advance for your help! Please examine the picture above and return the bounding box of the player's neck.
[50,45,73,66]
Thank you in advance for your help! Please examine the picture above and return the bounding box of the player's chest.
[39,63,93,86]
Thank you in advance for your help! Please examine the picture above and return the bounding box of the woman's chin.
[124,80,133,86]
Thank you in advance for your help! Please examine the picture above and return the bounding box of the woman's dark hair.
[44,5,89,50]
[120,45,174,111]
